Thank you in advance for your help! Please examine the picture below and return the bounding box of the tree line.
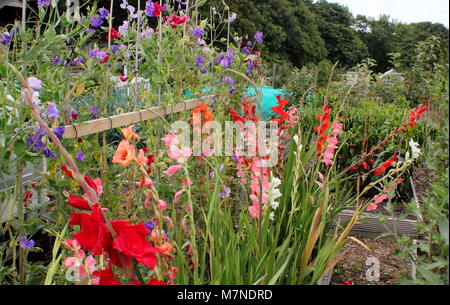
[87,0,450,72]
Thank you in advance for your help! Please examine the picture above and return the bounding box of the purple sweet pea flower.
[90,16,104,28]
[52,126,66,141]
[219,186,231,199]
[229,87,236,94]
[88,49,108,62]
[26,126,47,152]
[195,56,206,68]
[19,237,35,249]
[228,13,237,22]
[120,0,128,9]
[52,55,62,65]
[0,32,12,45]
[144,220,155,232]
[72,57,84,66]
[219,164,224,171]
[209,172,215,179]
[247,41,253,48]
[141,28,154,39]
[145,1,155,17]
[254,31,263,44]
[76,152,85,162]
[99,8,109,19]
[90,106,99,119]
[232,155,239,162]
[219,50,234,68]
[27,77,42,91]
[118,21,129,34]
[242,47,251,56]
[47,103,60,119]
[224,76,234,84]
[192,27,204,38]
[127,5,138,19]
[37,0,50,8]
[43,147,56,159]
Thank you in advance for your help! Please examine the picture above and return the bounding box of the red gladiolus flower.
[112,222,159,269]
[373,156,398,175]
[22,191,33,203]
[227,108,244,123]
[313,104,331,155]
[148,278,167,285]
[271,95,289,124]
[61,165,74,179]
[67,193,91,210]
[69,204,110,255]
[94,267,122,285]
[407,105,428,127]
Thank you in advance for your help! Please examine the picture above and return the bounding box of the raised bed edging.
[333,209,418,239]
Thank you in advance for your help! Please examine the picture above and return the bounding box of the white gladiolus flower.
[293,135,299,145]
[409,139,421,159]
[271,188,282,200]
[269,212,275,221]
[270,201,279,210]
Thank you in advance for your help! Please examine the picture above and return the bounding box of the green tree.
[311,1,368,68]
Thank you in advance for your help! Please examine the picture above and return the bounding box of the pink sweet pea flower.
[161,134,179,147]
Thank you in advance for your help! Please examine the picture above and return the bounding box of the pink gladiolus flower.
[158,200,167,211]
[163,216,174,229]
[367,203,378,211]
[248,204,260,219]
[318,172,325,182]
[315,181,325,189]
[182,178,192,187]
[163,165,182,176]
[173,189,185,204]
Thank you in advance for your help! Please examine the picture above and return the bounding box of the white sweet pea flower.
[293,135,299,145]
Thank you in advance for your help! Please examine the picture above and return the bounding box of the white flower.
[270,201,279,210]
[271,188,282,200]
[405,151,411,162]
[271,177,281,188]
[293,135,299,145]
[409,139,421,159]
[269,212,275,221]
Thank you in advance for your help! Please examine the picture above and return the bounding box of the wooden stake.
[63,95,215,138]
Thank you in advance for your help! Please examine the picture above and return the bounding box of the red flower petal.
[67,193,91,210]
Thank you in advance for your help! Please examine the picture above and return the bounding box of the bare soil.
[330,236,410,285]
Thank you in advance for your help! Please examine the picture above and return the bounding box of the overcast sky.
[330,0,449,27]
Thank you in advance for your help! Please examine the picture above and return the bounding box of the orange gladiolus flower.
[113,140,135,166]
[121,125,141,142]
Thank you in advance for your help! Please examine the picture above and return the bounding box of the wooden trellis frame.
[63,95,216,138]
